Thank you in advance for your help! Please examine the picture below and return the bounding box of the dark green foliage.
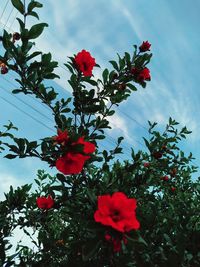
[0,0,199,267]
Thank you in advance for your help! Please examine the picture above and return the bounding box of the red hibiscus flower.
[56,152,90,175]
[53,129,69,145]
[139,41,151,52]
[94,192,140,233]
[74,137,96,154]
[104,233,128,253]
[74,49,96,77]
[36,195,54,209]
[138,67,151,81]
[161,175,169,181]
[55,134,95,175]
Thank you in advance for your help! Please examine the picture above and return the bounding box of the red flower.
[152,151,162,159]
[104,233,128,253]
[55,134,95,175]
[0,62,8,75]
[113,238,122,253]
[104,233,112,242]
[94,192,140,233]
[1,66,8,74]
[74,137,96,154]
[171,186,176,192]
[170,168,177,177]
[53,129,69,145]
[139,41,151,52]
[143,162,150,168]
[138,67,151,81]
[131,67,140,76]
[74,49,96,77]
[12,32,21,41]
[56,152,90,175]
[36,195,54,209]
[161,175,169,181]
[131,67,151,82]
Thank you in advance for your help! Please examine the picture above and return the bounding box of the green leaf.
[16,18,25,31]
[4,154,17,159]
[11,0,24,14]
[28,23,48,39]
[86,188,96,205]
[27,51,42,61]
[28,1,43,12]
[56,173,66,183]
[107,110,115,116]
[82,239,101,261]
[82,77,98,86]
[127,83,137,91]
[42,52,51,63]
[12,89,22,94]
[102,68,109,84]
[28,11,39,20]
[118,136,124,144]
[44,73,60,79]
[109,60,119,71]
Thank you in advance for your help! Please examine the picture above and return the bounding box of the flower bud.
[171,186,176,192]
[139,41,151,52]
[152,151,162,159]
[143,162,150,168]
[118,83,126,90]
[12,32,21,41]
[1,66,8,74]
[161,175,169,181]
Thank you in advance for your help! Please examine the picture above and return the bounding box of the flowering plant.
[0,1,199,267]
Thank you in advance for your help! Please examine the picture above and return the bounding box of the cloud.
[0,172,23,200]
[7,227,38,258]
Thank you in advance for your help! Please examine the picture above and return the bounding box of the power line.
[0,93,131,160]
[0,95,55,133]
[1,72,135,156]
[0,6,149,134]
[117,107,148,131]
[0,13,146,150]
[2,6,14,30]
[1,72,145,152]
[8,11,18,31]
[0,17,146,136]
[1,84,54,123]
[0,0,9,22]
[1,74,51,112]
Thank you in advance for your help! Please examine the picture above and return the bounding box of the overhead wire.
[0,94,55,133]
[1,84,54,123]
[0,92,130,161]
[8,11,18,31]
[0,17,147,135]
[0,76,144,155]
[5,6,199,167]
[1,74,52,112]
[0,9,146,153]
[2,6,14,30]
[117,107,148,131]
[0,0,10,22]
[1,73,140,154]
[0,6,149,134]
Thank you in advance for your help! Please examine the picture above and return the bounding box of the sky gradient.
[0,0,200,200]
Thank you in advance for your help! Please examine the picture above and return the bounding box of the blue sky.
[0,0,200,199]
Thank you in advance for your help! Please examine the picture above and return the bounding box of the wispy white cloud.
[0,172,22,200]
